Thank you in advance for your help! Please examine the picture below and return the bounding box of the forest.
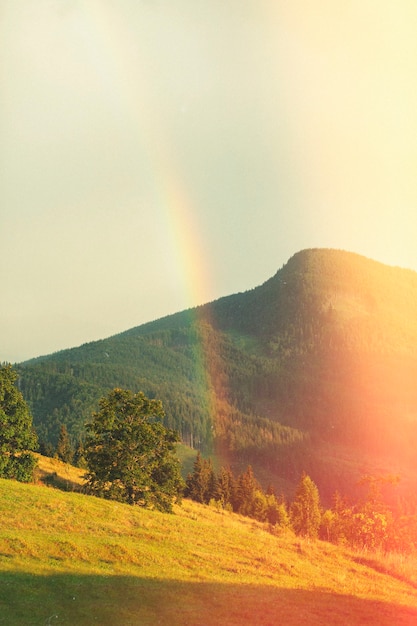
[15,248,417,502]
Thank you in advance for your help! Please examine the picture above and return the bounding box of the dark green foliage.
[73,437,87,468]
[216,466,237,508]
[184,452,217,504]
[85,389,184,512]
[186,457,292,527]
[0,364,37,482]
[56,424,74,464]
[39,441,55,458]
[16,314,309,481]
[235,465,260,517]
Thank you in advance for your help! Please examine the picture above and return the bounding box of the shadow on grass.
[0,572,416,626]
[37,471,84,493]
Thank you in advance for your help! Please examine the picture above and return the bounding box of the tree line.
[185,453,320,536]
[184,452,417,553]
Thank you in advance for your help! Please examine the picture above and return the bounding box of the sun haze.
[1,0,416,362]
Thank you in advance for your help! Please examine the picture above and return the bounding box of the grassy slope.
[33,453,87,491]
[1,476,417,625]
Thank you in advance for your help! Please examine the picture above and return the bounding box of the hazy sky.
[1,0,417,363]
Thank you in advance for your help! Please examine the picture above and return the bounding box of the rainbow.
[75,1,224,444]
[76,0,214,307]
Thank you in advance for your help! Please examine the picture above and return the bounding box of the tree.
[290,473,321,539]
[235,465,260,517]
[346,475,398,551]
[85,388,183,511]
[265,494,290,527]
[73,436,87,468]
[185,452,217,504]
[56,424,74,464]
[216,465,236,509]
[0,364,37,482]
[39,440,55,458]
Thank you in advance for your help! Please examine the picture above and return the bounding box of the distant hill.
[17,249,417,500]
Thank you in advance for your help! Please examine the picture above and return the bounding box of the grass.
[1,472,417,625]
[33,454,86,492]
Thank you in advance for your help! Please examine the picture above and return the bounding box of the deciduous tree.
[85,388,183,511]
[0,364,37,481]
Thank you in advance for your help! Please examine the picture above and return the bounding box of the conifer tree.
[185,452,217,504]
[185,451,204,503]
[56,424,74,464]
[236,465,259,517]
[290,473,321,539]
[73,437,87,468]
[39,440,55,458]
[216,466,236,509]
[252,489,268,522]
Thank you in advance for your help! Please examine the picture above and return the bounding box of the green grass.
[1,477,417,625]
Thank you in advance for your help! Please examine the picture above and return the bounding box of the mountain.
[17,249,417,501]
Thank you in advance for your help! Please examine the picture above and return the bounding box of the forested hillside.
[17,249,417,499]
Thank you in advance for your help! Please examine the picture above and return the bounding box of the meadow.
[1,460,417,625]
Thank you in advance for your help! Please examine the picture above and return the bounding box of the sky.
[1,0,417,363]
